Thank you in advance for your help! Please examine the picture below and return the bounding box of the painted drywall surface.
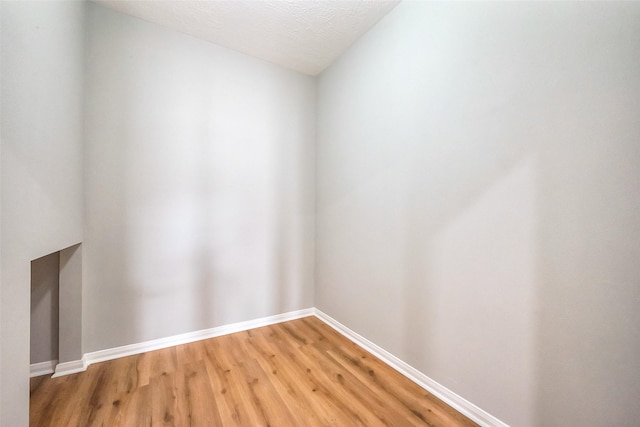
[316,2,640,426]
[1,1,85,424]
[30,252,60,364]
[83,4,315,353]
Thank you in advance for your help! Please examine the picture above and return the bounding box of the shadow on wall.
[403,153,538,424]
[397,30,640,427]
[83,3,314,352]
[401,125,640,427]
[387,4,640,426]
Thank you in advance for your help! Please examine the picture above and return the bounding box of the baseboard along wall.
[52,308,315,378]
[30,360,58,378]
[313,309,509,427]
[48,307,507,427]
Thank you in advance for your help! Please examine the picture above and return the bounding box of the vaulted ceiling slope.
[93,0,401,76]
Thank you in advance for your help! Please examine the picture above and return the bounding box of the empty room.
[2,0,639,426]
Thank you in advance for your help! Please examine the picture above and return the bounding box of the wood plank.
[250,327,336,426]
[179,359,223,426]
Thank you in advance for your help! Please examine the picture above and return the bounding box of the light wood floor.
[30,316,478,426]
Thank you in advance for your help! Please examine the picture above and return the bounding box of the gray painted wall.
[1,1,85,425]
[82,4,315,353]
[316,2,640,426]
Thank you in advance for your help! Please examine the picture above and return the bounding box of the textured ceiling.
[92,0,400,76]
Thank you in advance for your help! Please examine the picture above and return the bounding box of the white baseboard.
[52,308,315,378]
[313,309,509,427]
[52,359,87,378]
[30,360,58,378]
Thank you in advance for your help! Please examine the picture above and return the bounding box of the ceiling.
[93,0,401,76]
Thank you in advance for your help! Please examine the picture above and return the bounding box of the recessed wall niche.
[29,243,83,377]
[30,252,60,373]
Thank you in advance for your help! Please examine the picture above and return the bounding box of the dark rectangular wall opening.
[30,251,60,375]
